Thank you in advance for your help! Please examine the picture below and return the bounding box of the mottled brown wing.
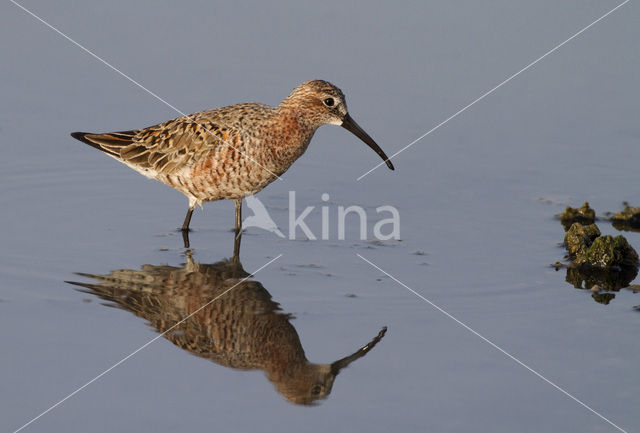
[71,116,237,174]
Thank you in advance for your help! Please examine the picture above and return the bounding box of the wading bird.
[71,80,394,248]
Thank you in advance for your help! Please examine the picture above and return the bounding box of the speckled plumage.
[71,80,394,234]
[68,256,386,405]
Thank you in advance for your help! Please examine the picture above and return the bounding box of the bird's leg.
[234,199,243,235]
[182,197,199,231]
[233,198,243,262]
[181,207,194,249]
[181,198,197,249]
[182,229,191,249]
[182,206,195,231]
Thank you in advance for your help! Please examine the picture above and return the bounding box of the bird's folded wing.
[79,115,239,174]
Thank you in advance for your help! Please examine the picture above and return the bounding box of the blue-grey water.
[1,1,639,432]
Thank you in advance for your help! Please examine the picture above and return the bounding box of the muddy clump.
[558,202,595,231]
[557,221,639,305]
[564,223,601,260]
[583,235,639,269]
[564,223,638,270]
[555,205,640,305]
[611,202,640,232]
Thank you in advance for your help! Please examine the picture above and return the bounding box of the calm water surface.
[1,1,639,432]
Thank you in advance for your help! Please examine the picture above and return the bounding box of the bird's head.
[281,80,394,170]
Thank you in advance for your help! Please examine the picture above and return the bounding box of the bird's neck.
[272,105,318,149]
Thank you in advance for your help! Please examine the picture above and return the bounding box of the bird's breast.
[169,114,315,202]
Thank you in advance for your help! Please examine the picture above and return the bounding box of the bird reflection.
[67,252,386,405]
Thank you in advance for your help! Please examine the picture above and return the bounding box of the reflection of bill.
[242,195,285,238]
[68,255,386,405]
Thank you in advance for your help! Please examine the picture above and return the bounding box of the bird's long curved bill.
[341,113,394,170]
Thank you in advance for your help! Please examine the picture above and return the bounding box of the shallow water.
[2,1,640,432]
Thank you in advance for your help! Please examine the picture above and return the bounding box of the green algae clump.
[583,235,639,269]
[564,222,638,270]
[611,203,640,230]
[557,217,639,305]
[564,223,600,259]
[558,202,596,231]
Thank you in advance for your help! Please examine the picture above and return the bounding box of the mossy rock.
[582,235,639,268]
[611,203,640,229]
[559,202,595,230]
[564,223,600,258]
[612,203,640,222]
[564,222,638,270]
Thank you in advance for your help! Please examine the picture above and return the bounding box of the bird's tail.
[70,130,136,157]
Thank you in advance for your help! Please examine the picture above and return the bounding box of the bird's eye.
[311,385,322,395]
[323,98,335,107]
